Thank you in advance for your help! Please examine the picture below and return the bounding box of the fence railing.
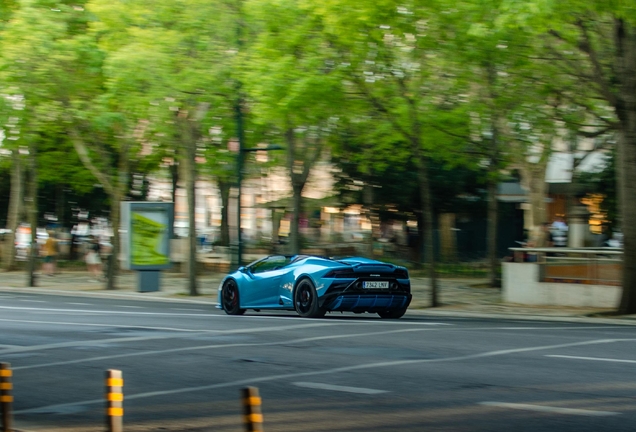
[509,247,623,286]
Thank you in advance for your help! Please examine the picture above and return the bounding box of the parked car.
[218,255,412,319]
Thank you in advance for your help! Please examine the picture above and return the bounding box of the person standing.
[42,232,57,276]
[85,236,102,281]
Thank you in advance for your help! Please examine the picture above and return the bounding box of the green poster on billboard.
[131,212,169,266]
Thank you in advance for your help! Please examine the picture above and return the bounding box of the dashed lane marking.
[15,337,636,415]
[479,402,620,416]
[0,322,342,356]
[14,328,433,370]
[546,354,636,364]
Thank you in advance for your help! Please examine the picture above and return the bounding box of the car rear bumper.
[321,293,412,313]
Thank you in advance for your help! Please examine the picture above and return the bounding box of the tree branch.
[351,75,413,141]
[69,129,114,196]
[552,88,618,127]
[575,20,618,107]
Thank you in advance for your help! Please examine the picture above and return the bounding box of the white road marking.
[0,305,455,326]
[119,305,144,309]
[293,382,388,394]
[0,305,214,317]
[14,328,432,370]
[0,322,341,356]
[20,300,46,303]
[0,318,212,332]
[546,354,636,364]
[479,402,620,416]
[14,337,636,414]
[68,302,91,306]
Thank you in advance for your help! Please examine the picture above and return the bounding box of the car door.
[242,256,289,307]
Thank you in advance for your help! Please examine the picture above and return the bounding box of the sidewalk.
[1,270,634,324]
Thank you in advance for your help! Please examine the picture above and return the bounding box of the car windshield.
[249,255,292,274]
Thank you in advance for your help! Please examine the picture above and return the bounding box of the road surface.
[1,290,635,431]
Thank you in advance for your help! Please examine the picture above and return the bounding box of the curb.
[3,285,636,326]
[406,308,636,326]
[0,286,219,305]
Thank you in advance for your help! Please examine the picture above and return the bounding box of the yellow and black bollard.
[105,369,124,432]
[241,386,263,431]
[0,362,12,432]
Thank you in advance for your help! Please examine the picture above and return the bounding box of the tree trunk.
[518,164,548,246]
[56,184,65,228]
[26,144,37,287]
[618,122,636,313]
[4,150,23,271]
[271,209,282,246]
[290,183,303,255]
[487,178,499,287]
[439,213,457,263]
[106,144,130,290]
[107,190,120,290]
[616,21,636,314]
[416,160,438,307]
[170,162,178,204]
[183,140,198,296]
[218,180,231,246]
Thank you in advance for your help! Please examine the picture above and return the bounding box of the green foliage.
[0,0,626,239]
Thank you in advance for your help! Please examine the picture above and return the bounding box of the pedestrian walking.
[85,236,102,281]
[42,232,57,276]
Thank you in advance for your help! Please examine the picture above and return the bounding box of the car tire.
[294,279,325,318]
[221,279,246,316]
[377,308,407,319]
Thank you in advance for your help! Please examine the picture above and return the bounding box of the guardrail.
[509,247,623,286]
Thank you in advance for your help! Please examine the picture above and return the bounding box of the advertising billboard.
[121,202,174,270]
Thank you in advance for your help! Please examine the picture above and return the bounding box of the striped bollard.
[242,386,263,431]
[0,363,12,432]
[105,369,123,432]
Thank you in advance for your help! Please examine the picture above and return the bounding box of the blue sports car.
[217,255,411,318]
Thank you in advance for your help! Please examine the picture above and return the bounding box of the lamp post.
[235,144,283,268]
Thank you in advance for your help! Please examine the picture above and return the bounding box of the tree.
[503,2,636,312]
[316,0,475,305]
[0,0,100,283]
[244,0,344,255]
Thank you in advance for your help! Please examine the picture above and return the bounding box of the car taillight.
[324,269,354,278]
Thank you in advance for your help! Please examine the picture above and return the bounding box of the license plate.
[363,281,389,289]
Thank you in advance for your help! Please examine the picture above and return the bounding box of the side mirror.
[238,266,247,273]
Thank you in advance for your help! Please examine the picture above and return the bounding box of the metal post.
[105,369,124,432]
[236,109,244,268]
[241,386,263,432]
[0,363,13,432]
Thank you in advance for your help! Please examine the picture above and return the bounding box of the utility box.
[120,202,174,292]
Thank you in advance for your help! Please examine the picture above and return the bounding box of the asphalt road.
[1,291,636,432]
